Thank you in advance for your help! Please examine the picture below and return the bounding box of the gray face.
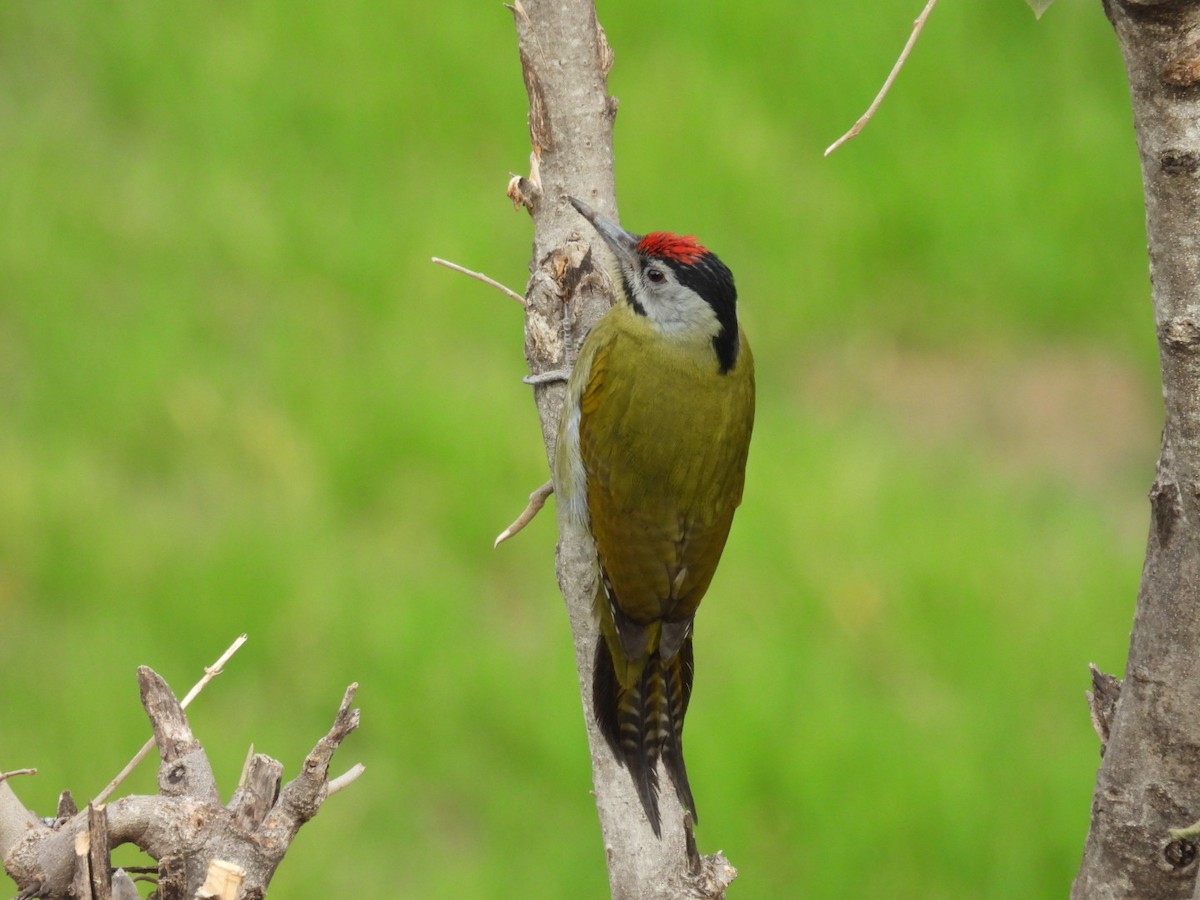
[617,254,724,343]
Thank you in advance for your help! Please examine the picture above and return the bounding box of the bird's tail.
[593,634,696,836]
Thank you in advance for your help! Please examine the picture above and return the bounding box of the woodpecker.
[555,197,755,835]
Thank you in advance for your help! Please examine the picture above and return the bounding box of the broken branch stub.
[2,669,361,899]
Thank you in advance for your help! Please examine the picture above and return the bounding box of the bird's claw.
[523,370,570,385]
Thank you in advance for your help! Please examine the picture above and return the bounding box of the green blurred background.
[0,1,1156,897]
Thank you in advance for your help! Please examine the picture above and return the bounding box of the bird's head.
[568,196,741,373]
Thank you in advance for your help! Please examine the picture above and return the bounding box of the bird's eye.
[645,267,666,284]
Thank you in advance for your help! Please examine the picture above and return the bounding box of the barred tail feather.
[593,636,697,836]
[663,636,696,821]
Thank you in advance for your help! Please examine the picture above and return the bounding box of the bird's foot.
[523,369,570,385]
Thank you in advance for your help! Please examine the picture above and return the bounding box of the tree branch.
[507,2,735,897]
[824,0,939,156]
[2,667,360,899]
[1073,3,1200,897]
[431,256,527,305]
[93,633,247,806]
[493,479,553,547]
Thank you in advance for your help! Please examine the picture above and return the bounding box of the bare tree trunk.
[507,2,734,897]
[1074,2,1200,897]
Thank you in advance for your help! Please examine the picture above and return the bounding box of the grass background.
[0,1,1156,896]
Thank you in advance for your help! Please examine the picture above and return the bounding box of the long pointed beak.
[568,196,640,266]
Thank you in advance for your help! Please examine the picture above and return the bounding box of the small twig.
[824,0,939,156]
[432,256,526,305]
[236,743,257,791]
[506,0,528,24]
[328,763,366,796]
[93,634,249,806]
[0,768,37,784]
[494,479,554,547]
[181,633,249,706]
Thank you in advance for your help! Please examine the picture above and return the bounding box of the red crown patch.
[636,232,707,265]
